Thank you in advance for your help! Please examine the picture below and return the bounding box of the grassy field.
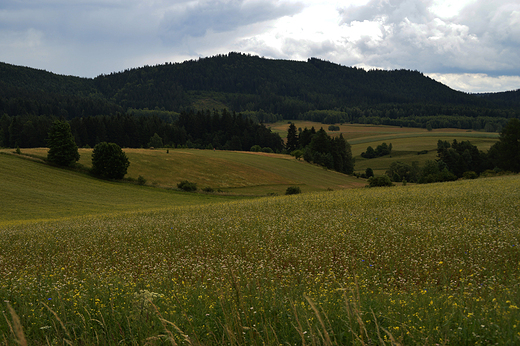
[351,136,499,176]
[1,175,519,345]
[267,121,500,176]
[0,153,248,225]
[8,148,364,195]
[267,121,499,142]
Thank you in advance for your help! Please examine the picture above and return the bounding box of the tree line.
[0,109,283,152]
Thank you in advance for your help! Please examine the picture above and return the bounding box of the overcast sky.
[1,0,519,93]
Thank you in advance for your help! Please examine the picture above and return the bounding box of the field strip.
[348,131,499,144]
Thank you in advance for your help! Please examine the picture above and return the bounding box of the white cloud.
[427,73,520,93]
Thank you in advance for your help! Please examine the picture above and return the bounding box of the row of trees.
[0,109,284,152]
[361,143,392,159]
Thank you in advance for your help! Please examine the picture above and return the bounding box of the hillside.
[0,152,248,225]
[0,147,363,223]
[2,53,518,151]
[2,53,519,120]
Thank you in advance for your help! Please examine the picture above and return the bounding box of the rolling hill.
[0,146,365,224]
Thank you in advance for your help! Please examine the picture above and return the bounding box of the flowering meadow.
[1,175,520,345]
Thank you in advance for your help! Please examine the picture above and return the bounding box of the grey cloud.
[159,0,303,44]
[338,0,520,76]
[340,0,433,25]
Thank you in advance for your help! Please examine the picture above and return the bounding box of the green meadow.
[351,136,499,176]
[0,126,515,345]
[11,147,364,195]
[0,153,247,225]
[1,173,519,345]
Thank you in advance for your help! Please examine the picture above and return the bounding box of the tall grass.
[1,176,519,344]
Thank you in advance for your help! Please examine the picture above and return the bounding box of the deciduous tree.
[91,142,129,179]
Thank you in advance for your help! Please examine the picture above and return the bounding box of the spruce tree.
[286,123,298,152]
[47,120,80,166]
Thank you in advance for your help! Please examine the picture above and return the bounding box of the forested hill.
[93,53,480,115]
[1,52,520,131]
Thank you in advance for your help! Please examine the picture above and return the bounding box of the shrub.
[91,142,129,180]
[365,167,374,178]
[463,171,478,179]
[367,175,394,187]
[261,147,274,153]
[202,187,214,193]
[148,133,163,148]
[250,145,262,152]
[285,186,301,195]
[177,180,197,192]
[137,175,146,185]
[290,150,303,160]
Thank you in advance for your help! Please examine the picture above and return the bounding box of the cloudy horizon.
[1,0,519,93]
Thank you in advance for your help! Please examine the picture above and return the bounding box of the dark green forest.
[1,52,519,151]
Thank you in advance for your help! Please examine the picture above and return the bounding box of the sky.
[0,0,519,93]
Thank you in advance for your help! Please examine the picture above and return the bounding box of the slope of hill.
[2,53,518,120]
[0,152,251,225]
[0,147,363,223]
[93,53,481,114]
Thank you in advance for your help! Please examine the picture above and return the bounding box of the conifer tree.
[286,122,298,152]
[47,120,80,166]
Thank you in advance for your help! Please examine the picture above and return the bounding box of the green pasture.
[13,148,364,195]
[1,175,519,345]
[268,121,500,142]
[352,135,499,176]
[0,153,244,225]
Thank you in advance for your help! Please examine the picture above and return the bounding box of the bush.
[367,175,394,187]
[177,180,197,192]
[285,186,301,195]
[137,175,146,185]
[250,145,262,152]
[202,187,214,193]
[261,147,274,153]
[463,171,478,179]
[148,133,163,148]
[290,149,303,160]
[91,142,129,180]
